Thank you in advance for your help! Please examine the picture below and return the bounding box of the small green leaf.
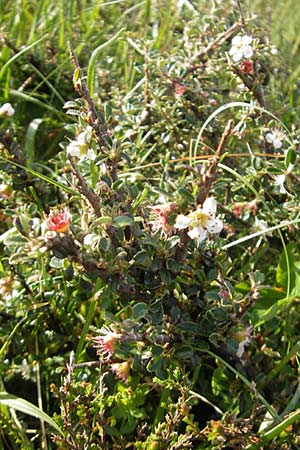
[73,67,81,83]
[49,256,65,269]
[132,302,148,319]
[285,148,297,167]
[133,250,150,266]
[112,215,133,227]
[1,228,27,246]
[175,345,194,359]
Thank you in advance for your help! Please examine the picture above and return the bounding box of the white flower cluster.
[66,127,96,161]
[175,197,223,241]
[229,35,253,62]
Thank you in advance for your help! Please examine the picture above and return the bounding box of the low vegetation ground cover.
[1,1,300,448]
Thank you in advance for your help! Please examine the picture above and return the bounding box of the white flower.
[66,130,96,160]
[66,140,81,158]
[174,197,223,242]
[274,174,287,194]
[252,217,269,233]
[0,103,15,117]
[265,129,286,149]
[229,35,253,62]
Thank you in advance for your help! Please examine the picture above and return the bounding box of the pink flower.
[93,326,123,361]
[111,360,131,382]
[232,203,243,218]
[174,82,187,96]
[46,208,71,233]
[149,202,176,235]
[219,289,229,299]
[232,199,257,218]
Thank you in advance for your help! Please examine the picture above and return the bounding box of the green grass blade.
[24,118,44,163]
[0,392,63,436]
[9,89,62,116]
[87,27,125,97]
[205,350,280,420]
[245,409,300,450]
[0,34,49,82]
[75,288,102,363]
[221,218,300,250]
[0,316,28,364]
[0,155,79,196]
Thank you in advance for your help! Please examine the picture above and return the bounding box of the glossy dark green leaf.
[132,302,148,319]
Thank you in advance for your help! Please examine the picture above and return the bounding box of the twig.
[68,156,101,217]
[231,65,266,109]
[68,43,111,150]
[236,0,248,32]
[197,119,234,204]
[73,361,100,369]
[183,23,241,78]
[46,234,146,300]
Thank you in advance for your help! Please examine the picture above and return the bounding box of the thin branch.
[236,0,248,32]
[231,65,266,108]
[68,156,101,217]
[68,43,111,150]
[183,23,241,78]
[197,119,234,204]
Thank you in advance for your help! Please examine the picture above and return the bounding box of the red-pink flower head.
[111,360,131,382]
[232,199,257,218]
[46,208,71,233]
[240,60,254,75]
[174,81,187,96]
[92,326,122,361]
[149,202,176,235]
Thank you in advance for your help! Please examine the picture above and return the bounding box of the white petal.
[265,133,274,144]
[243,46,253,58]
[237,341,246,358]
[175,214,191,229]
[77,131,88,144]
[232,35,242,46]
[202,197,217,216]
[206,218,223,234]
[252,218,269,233]
[242,35,253,45]
[188,226,207,241]
[273,138,282,149]
[274,174,287,193]
[83,233,96,245]
[232,51,243,62]
[229,45,238,56]
[67,142,80,157]
[274,174,285,185]
[86,148,96,160]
